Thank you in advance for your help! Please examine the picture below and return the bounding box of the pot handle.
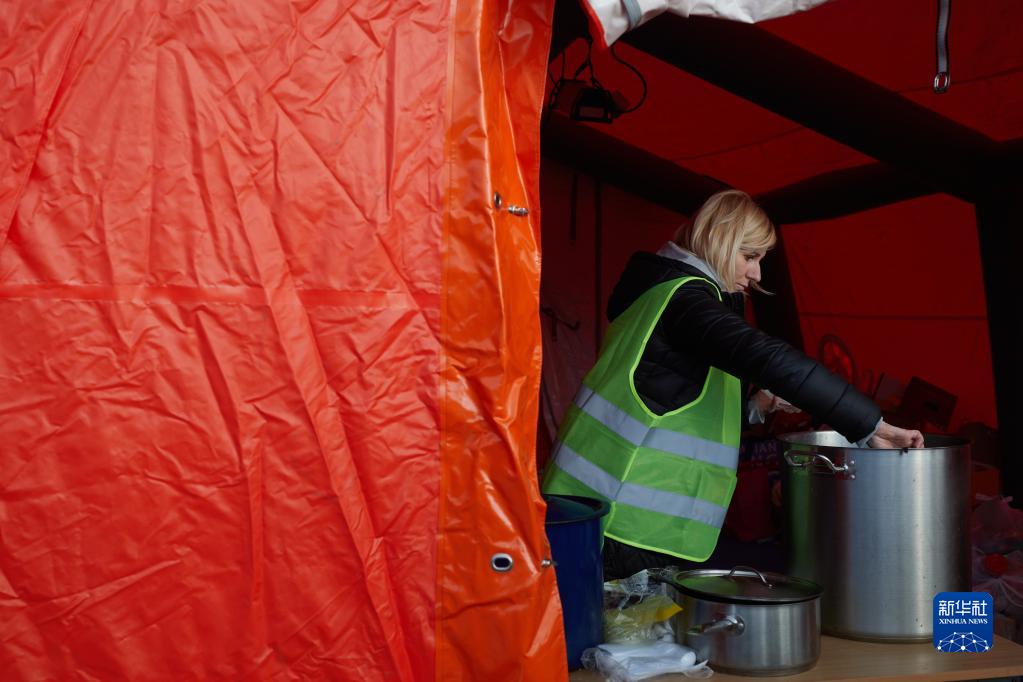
[688,614,745,636]
[727,565,773,588]
[783,451,853,476]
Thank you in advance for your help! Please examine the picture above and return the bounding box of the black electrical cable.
[545,32,651,122]
[575,34,603,90]
[544,49,568,123]
[610,43,647,113]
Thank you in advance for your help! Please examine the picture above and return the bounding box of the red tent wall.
[0,1,564,679]
[538,158,683,452]
[783,194,996,430]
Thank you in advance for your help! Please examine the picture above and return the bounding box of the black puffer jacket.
[607,251,880,443]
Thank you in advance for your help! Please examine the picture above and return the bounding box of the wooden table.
[569,635,1023,681]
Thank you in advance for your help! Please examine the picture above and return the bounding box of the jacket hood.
[606,247,744,321]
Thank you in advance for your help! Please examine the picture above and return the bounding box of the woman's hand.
[753,389,801,415]
[868,421,924,449]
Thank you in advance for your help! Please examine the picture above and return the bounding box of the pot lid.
[668,566,822,605]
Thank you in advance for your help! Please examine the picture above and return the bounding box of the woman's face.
[732,248,765,294]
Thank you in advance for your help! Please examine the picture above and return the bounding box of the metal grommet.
[493,192,503,209]
[540,557,553,568]
[490,553,514,572]
[933,72,950,93]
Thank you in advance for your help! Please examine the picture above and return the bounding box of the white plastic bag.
[581,641,713,681]
[974,548,1023,620]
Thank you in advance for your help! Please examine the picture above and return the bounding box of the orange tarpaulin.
[0,1,564,679]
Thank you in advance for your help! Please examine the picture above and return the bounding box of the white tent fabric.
[583,0,832,47]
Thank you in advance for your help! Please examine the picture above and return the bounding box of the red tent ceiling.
[565,0,1023,194]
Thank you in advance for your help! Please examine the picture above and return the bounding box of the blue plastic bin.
[544,494,611,670]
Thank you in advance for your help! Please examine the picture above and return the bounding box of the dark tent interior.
[537,0,1023,535]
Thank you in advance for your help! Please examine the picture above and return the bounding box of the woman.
[541,190,923,578]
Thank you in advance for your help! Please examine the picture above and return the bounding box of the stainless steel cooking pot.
[655,566,822,676]
[780,431,971,642]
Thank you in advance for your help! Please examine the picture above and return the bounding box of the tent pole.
[543,115,944,226]
[974,190,1023,506]
[542,114,727,214]
[756,163,934,225]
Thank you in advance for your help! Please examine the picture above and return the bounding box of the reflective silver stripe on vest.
[574,386,738,470]
[552,442,728,528]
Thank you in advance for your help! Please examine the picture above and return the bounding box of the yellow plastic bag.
[603,570,682,642]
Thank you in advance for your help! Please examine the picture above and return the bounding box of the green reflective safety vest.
[542,276,742,562]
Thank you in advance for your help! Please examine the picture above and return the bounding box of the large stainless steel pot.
[780,431,971,642]
[656,566,822,676]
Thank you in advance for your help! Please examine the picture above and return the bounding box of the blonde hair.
[672,190,777,294]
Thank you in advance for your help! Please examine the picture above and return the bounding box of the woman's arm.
[663,281,881,443]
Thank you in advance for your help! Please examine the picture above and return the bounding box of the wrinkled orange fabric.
[0,1,563,679]
[437,0,566,679]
